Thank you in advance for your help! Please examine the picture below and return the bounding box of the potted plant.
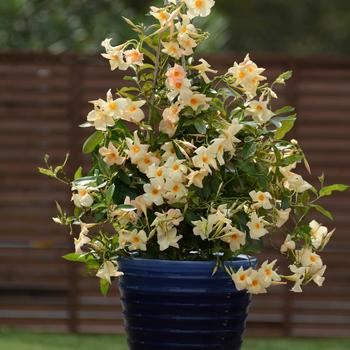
[40,1,348,349]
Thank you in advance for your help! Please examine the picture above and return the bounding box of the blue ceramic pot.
[118,255,257,350]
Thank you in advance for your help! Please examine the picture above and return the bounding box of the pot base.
[118,256,256,350]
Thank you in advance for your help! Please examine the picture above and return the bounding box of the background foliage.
[2,0,350,55]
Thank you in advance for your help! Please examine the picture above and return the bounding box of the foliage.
[39,0,348,296]
[2,0,350,55]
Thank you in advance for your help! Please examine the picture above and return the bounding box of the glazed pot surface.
[118,256,256,350]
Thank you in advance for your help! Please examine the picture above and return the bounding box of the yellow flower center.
[159,11,168,21]
[239,70,245,79]
[132,236,141,244]
[310,255,317,263]
[202,155,209,163]
[132,145,140,153]
[78,189,88,196]
[131,51,140,61]
[109,101,117,110]
[190,97,199,106]
[252,279,259,287]
[129,105,137,113]
[183,39,191,47]
[173,185,180,193]
[265,268,272,276]
[231,234,238,241]
[173,164,180,171]
[195,0,203,8]
[256,105,263,112]
[175,81,183,89]
[152,188,159,196]
[240,274,246,281]
[156,169,163,177]
[255,223,261,230]
[171,106,179,114]
[258,193,265,201]
[251,77,258,85]
[111,55,121,62]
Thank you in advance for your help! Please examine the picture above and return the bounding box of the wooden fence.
[0,53,349,337]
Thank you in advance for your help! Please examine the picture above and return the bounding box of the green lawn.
[0,331,350,350]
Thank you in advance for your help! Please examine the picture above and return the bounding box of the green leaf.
[105,184,115,205]
[55,201,63,216]
[182,118,195,128]
[74,206,82,217]
[194,119,207,134]
[303,155,311,174]
[94,209,107,222]
[295,224,312,240]
[113,120,132,137]
[184,211,201,225]
[318,173,325,186]
[99,278,110,296]
[91,202,107,211]
[85,259,99,270]
[218,87,240,100]
[138,63,154,71]
[272,145,282,163]
[38,167,54,177]
[275,115,296,140]
[319,184,349,197]
[118,169,132,185]
[281,197,290,210]
[275,106,295,115]
[72,175,98,187]
[242,143,257,159]
[74,167,83,180]
[275,70,293,85]
[280,154,303,166]
[117,86,140,98]
[172,141,186,160]
[312,204,334,221]
[116,204,136,211]
[237,159,255,175]
[83,131,104,154]
[140,47,156,63]
[62,253,88,263]
[113,182,138,205]
[122,16,142,33]
[257,175,268,190]
[123,75,137,82]
[95,153,111,177]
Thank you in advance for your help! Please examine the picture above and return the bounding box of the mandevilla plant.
[40,0,348,296]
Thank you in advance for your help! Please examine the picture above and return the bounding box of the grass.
[0,331,350,350]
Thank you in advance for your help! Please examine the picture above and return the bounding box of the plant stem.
[148,36,162,139]
[151,38,162,106]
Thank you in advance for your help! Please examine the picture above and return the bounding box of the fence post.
[66,55,85,333]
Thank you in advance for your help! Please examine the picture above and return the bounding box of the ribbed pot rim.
[118,254,257,266]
